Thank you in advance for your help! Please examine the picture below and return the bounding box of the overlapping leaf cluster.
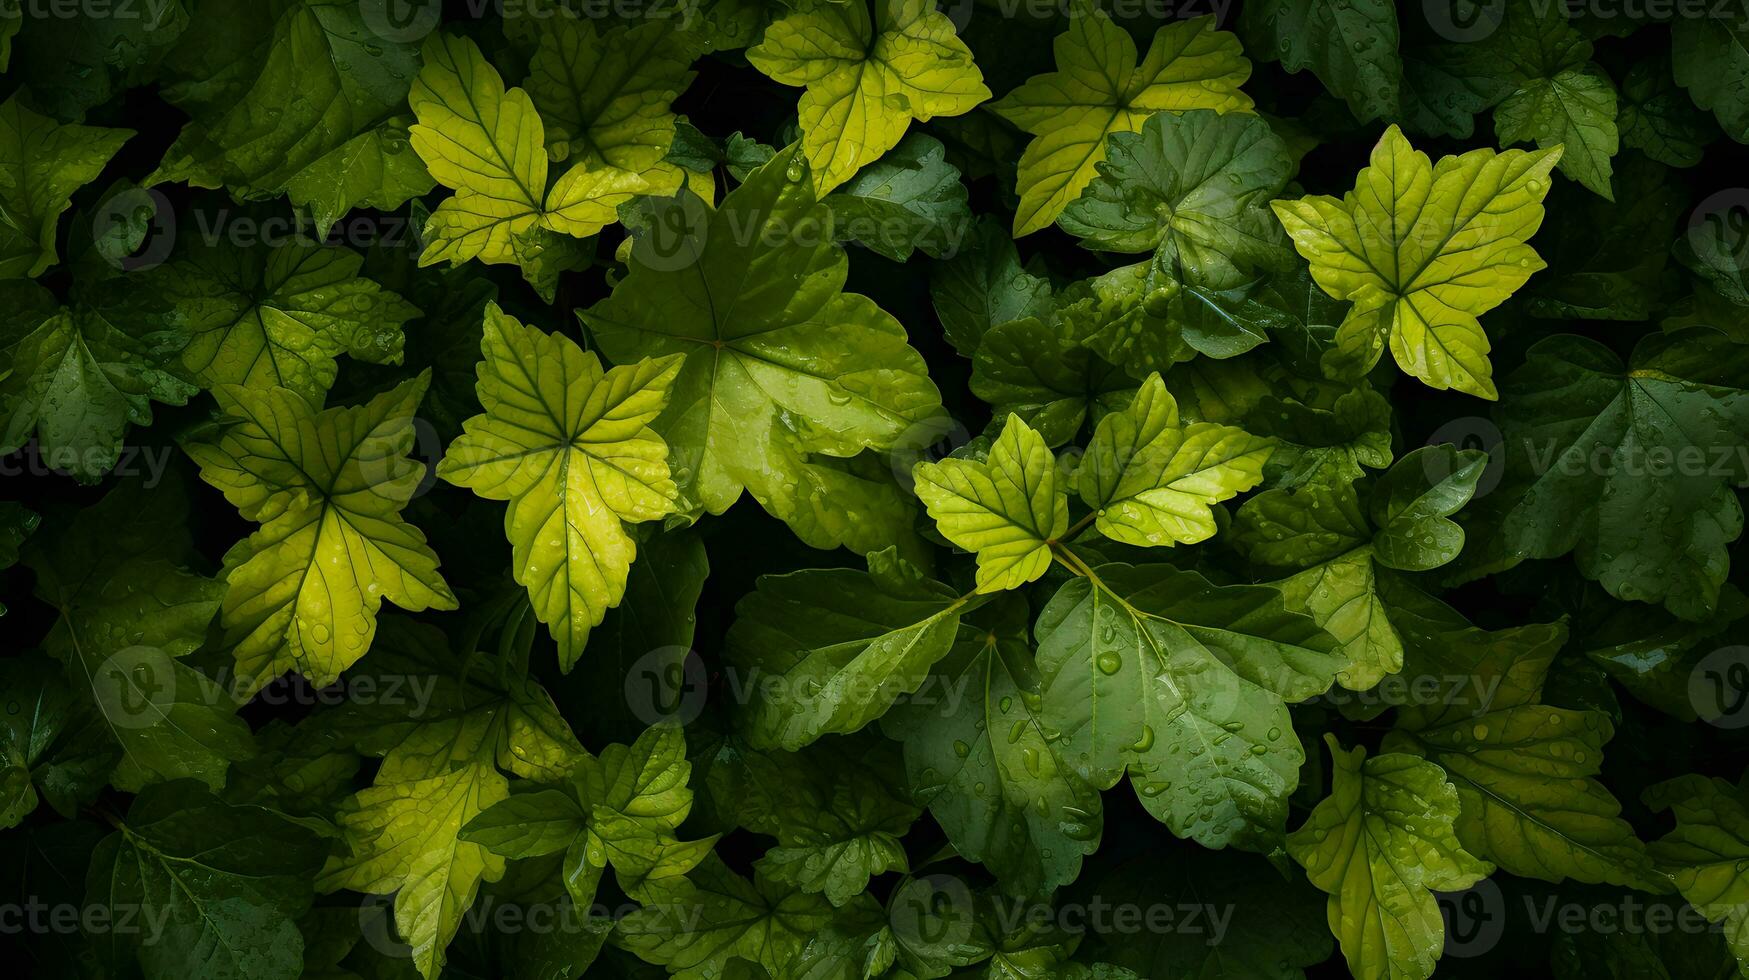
[3,2,1749,979]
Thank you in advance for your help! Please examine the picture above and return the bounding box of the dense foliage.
[4,1,1749,978]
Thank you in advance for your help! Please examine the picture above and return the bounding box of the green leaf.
[1672,12,1749,142]
[1288,736,1492,980]
[1034,563,1341,849]
[149,0,422,223]
[0,283,196,483]
[914,415,1068,593]
[524,18,699,182]
[1240,0,1401,123]
[1060,108,1293,288]
[970,316,1134,447]
[726,735,919,906]
[410,33,647,268]
[1383,609,1665,891]
[131,225,419,402]
[437,303,682,670]
[1618,54,1713,169]
[1246,386,1393,491]
[1077,373,1274,549]
[1367,446,1488,572]
[184,374,458,695]
[727,549,978,748]
[284,117,436,237]
[88,780,327,980]
[25,478,254,792]
[1644,773,1749,973]
[9,0,188,122]
[0,654,115,825]
[464,723,715,906]
[1497,329,1749,621]
[929,218,1053,358]
[0,93,132,278]
[1233,448,1485,690]
[1271,124,1561,398]
[584,144,943,554]
[992,11,1253,236]
[315,619,586,980]
[822,132,972,261]
[1494,63,1618,200]
[885,595,1103,898]
[615,855,837,979]
[746,0,989,192]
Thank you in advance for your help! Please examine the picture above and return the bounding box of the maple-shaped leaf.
[410,33,649,268]
[1240,0,1401,123]
[1233,447,1488,690]
[914,415,1068,594]
[1289,736,1493,980]
[121,224,419,402]
[0,282,197,484]
[147,0,427,236]
[1060,108,1294,289]
[1035,563,1341,850]
[747,0,989,192]
[0,93,132,278]
[25,478,254,793]
[525,18,699,187]
[1271,125,1561,398]
[695,733,919,906]
[438,303,682,671]
[462,724,717,907]
[1381,601,1665,891]
[88,780,327,980]
[991,10,1252,236]
[183,374,457,696]
[583,144,942,555]
[1077,373,1274,549]
[1497,328,1749,622]
[615,854,836,979]
[316,619,586,980]
[970,312,1134,448]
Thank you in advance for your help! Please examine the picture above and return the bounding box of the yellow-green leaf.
[1077,373,1274,548]
[747,0,989,192]
[991,11,1251,236]
[1289,736,1493,980]
[183,375,458,696]
[1270,125,1561,398]
[913,415,1067,593]
[409,33,648,268]
[437,303,683,671]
